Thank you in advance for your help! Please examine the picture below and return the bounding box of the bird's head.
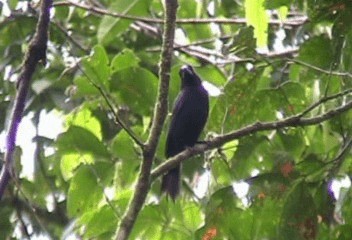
[179,65,202,88]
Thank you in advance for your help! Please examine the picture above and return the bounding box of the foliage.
[1,0,352,239]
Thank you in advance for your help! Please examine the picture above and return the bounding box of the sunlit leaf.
[67,166,103,217]
[245,0,268,47]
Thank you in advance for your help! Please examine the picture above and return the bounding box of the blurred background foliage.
[1,0,352,239]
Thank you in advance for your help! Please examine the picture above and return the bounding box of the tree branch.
[298,88,352,117]
[3,195,69,227]
[0,0,52,200]
[327,137,352,177]
[54,1,308,26]
[151,99,352,181]
[114,0,178,239]
[51,20,89,53]
[288,59,352,78]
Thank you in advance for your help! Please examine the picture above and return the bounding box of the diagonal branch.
[326,137,352,178]
[0,0,52,200]
[150,99,352,181]
[114,0,178,239]
[298,88,352,117]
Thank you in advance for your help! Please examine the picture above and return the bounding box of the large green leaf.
[57,126,109,158]
[278,181,318,239]
[67,166,103,217]
[111,49,140,72]
[81,45,110,91]
[66,107,103,140]
[245,0,268,47]
[110,67,158,115]
[97,0,151,45]
[57,126,110,179]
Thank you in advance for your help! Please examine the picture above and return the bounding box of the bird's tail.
[161,165,180,200]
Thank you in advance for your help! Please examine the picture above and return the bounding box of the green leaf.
[245,0,268,47]
[66,107,103,140]
[76,163,118,237]
[73,76,100,97]
[81,45,110,90]
[306,124,340,155]
[97,0,151,45]
[265,0,292,9]
[131,204,164,239]
[222,139,238,160]
[195,65,227,86]
[112,131,140,186]
[250,196,283,239]
[7,0,18,9]
[212,158,233,186]
[277,129,306,158]
[111,67,158,115]
[67,166,103,217]
[231,26,256,56]
[57,126,109,179]
[277,6,289,21]
[279,81,307,113]
[182,202,203,231]
[0,207,12,239]
[111,49,140,72]
[60,152,94,180]
[111,131,138,161]
[81,204,117,238]
[297,36,333,69]
[233,135,272,179]
[199,187,251,239]
[251,88,282,120]
[279,181,318,239]
[57,126,109,158]
[0,18,36,47]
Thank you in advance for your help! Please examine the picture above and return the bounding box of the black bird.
[161,65,209,200]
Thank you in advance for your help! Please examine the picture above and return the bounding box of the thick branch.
[0,0,52,200]
[114,0,178,239]
[151,99,352,180]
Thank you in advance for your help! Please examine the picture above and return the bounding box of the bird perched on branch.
[161,65,209,200]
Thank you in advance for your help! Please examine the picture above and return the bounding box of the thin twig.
[288,59,352,78]
[326,137,352,177]
[76,64,145,148]
[15,205,31,239]
[146,35,233,52]
[88,166,121,219]
[298,88,352,117]
[54,0,308,26]
[51,20,89,53]
[10,179,52,236]
[5,194,69,227]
